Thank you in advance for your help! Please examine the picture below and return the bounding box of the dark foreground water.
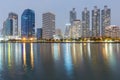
[0,43,120,80]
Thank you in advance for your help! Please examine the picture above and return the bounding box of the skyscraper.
[9,12,18,36]
[70,8,77,25]
[92,6,100,37]
[70,20,82,39]
[101,5,111,37]
[82,8,90,38]
[21,9,35,38]
[2,19,12,36]
[2,12,18,36]
[64,24,71,39]
[42,12,55,39]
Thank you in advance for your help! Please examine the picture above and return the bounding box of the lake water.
[0,43,120,80]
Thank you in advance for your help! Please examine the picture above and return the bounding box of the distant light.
[22,37,26,41]
[30,38,33,41]
[65,23,71,26]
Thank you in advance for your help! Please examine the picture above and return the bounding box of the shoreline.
[0,41,120,43]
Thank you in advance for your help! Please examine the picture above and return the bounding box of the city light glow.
[22,37,26,41]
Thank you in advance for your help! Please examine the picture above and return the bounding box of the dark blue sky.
[0,0,119,32]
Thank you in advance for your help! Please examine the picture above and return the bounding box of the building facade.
[37,28,42,39]
[42,12,55,39]
[70,8,77,25]
[101,5,111,37]
[55,28,62,36]
[3,19,12,36]
[92,6,100,37]
[82,8,90,38]
[69,20,82,39]
[2,12,18,36]
[21,9,35,38]
[8,12,18,36]
[105,25,120,38]
[64,24,71,39]
[54,28,63,39]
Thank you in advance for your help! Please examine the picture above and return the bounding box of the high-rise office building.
[70,8,77,25]
[9,12,18,36]
[2,12,18,36]
[92,6,100,37]
[101,5,111,37]
[70,20,82,39]
[2,19,12,36]
[1,21,6,36]
[64,24,71,39]
[82,8,90,38]
[21,9,35,38]
[42,12,55,39]
[37,28,42,39]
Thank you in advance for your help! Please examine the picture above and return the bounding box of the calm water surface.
[0,43,120,80]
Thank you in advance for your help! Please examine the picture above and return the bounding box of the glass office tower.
[21,9,35,38]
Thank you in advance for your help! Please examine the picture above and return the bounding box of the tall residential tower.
[101,5,111,37]
[70,8,77,25]
[82,8,90,38]
[42,12,55,39]
[92,6,100,37]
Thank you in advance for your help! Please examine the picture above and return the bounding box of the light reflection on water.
[52,43,60,61]
[23,43,26,68]
[30,43,34,69]
[63,43,73,77]
[0,43,120,80]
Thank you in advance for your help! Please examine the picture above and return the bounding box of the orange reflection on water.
[103,43,113,60]
[102,43,116,69]
[79,43,83,61]
[103,43,109,60]
[72,43,77,64]
[8,43,11,68]
[23,43,26,67]
[87,43,91,59]
[30,43,34,69]
[58,43,61,58]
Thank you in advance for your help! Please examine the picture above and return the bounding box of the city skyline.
[1,6,112,39]
[0,0,120,32]
[0,1,120,80]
